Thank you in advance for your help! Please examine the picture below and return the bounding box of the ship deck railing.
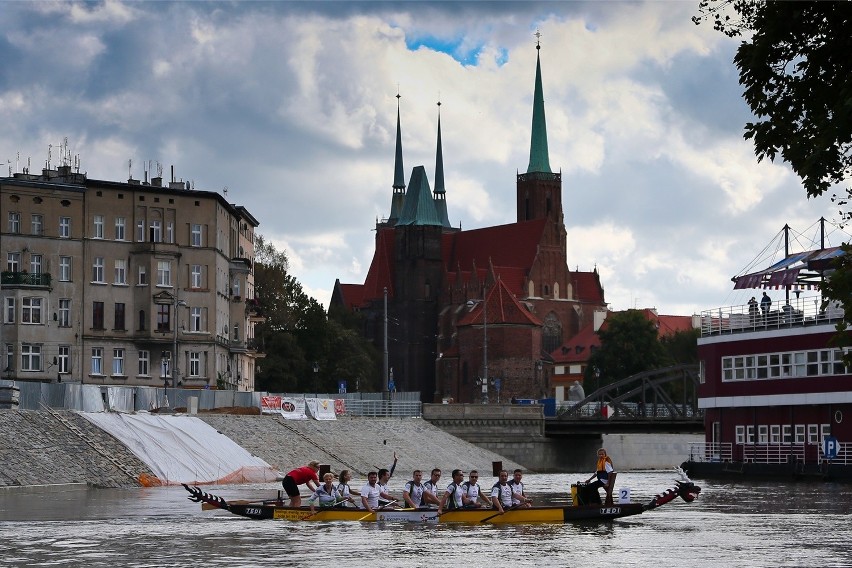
[689,442,852,465]
[700,294,844,337]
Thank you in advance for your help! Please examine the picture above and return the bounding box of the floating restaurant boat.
[183,473,700,523]
[682,220,852,482]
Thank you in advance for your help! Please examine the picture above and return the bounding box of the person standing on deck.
[761,292,772,322]
[281,460,320,507]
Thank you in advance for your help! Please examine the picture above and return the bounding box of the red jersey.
[287,466,319,485]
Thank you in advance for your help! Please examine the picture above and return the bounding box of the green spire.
[397,166,441,226]
[527,42,552,174]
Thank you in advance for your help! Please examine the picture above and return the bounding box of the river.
[1,471,850,568]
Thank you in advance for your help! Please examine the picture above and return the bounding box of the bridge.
[422,365,704,471]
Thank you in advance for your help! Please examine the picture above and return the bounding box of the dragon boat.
[183,471,700,524]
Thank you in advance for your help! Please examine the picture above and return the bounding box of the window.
[821,423,831,442]
[92,257,105,283]
[191,265,202,289]
[782,425,792,444]
[191,224,202,247]
[60,216,71,238]
[735,425,745,445]
[232,277,240,298]
[31,214,43,235]
[770,425,781,444]
[59,256,72,281]
[22,297,42,324]
[7,252,20,272]
[4,344,12,372]
[157,304,170,332]
[93,215,104,238]
[4,297,15,323]
[190,307,202,332]
[91,348,103,375]
[115,217,126,240]
[137,219,145,242]
[112,348,125,376]
[138,265,148,285]
[807,424,819,445]
[92,301,104,329]
[157,261,171,286]
[795,425,806,444]
[8,212,20,233]
[21,344,41,371]
[58,299,71,327]
[150,220,162,243]
[138,350,150,376]
[189,352,201,377]
[138,309,146,331]
[746,425,755,445]
[114,302,125,330]
[114,259,126,284]
[58,346,70,374]
[29,254,42,274]
[758,425,768,444]
[166,221,174,243]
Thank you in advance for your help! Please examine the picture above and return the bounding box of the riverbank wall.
[0,410,524,489]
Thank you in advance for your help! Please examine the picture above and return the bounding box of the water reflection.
[2,473,852,567]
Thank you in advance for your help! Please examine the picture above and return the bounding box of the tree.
[584,310,669,390]
[660,328,700,365]
[253,235,379,393]
[695,1,852,352]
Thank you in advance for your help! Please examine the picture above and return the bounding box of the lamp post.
[313,361,319,394]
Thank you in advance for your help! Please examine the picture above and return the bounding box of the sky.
[1,1,848,317]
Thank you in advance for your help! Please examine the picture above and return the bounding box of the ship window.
[746,425,755,445]
[794,425,806,444]
[807,424,819,445]
[770,425,781,444]
[757,425,768,444]
[782,425,792,444]
[735,425,745,445]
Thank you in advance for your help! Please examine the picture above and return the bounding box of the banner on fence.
[334,398,345,415]
[260,395,282,414]
[306,398,337,421]
[280,397,308,420]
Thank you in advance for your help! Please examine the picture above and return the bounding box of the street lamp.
[313,361,319,393]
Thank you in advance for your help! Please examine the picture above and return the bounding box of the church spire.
[433,100,451,229]
[527,32,552,174]
[388,92,406,224]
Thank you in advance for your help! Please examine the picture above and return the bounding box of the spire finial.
[535,29,542,49]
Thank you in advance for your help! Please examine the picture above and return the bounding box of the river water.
[1,471,851,568]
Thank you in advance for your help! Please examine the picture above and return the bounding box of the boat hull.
[223,503,647,523]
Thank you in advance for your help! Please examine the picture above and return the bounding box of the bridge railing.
[558,401,701,420]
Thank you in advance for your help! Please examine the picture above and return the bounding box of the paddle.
[357,499,399,521]
[479,503,520,523]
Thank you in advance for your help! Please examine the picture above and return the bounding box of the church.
[331,43,607,403]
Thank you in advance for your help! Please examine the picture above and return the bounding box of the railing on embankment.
[1,381,422,418]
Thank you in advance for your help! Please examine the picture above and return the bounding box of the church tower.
[385,94,407,227]
[433,101,452,229]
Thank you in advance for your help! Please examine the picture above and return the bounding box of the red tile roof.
[457,278,543,327]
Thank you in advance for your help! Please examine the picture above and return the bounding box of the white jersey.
[461,481,482,505]
[444,482,464,510]
[308,484,339,507]
[423,479,440,508]
[508,480,525,505]
[491,482,513,508]
[404,480,426,506]
[360,482,381,509]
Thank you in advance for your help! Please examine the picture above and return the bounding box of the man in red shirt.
[282,460,320,507]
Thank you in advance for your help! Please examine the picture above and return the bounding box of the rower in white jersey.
[421,468,442,508]
[461,470,493,508]
[437,469,465,515]
[403,470,427,508]
[508,468,533,507]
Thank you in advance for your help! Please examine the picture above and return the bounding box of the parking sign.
[822,435,839,460]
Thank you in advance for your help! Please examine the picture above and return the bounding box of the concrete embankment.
[0,410,523,489]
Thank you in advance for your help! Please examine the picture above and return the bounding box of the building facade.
[0,165,263,391]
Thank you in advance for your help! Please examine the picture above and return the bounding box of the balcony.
[1,271,52,288]
[700,294,844,337]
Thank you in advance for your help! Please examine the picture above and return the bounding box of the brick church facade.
[331,44,607,402]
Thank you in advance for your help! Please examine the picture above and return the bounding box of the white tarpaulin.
[306,398,337,420]
[279,397,308,420]
[80,412,278,486]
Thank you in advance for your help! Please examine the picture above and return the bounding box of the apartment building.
[0,165,263,391]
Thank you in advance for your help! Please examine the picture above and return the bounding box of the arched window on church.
[544,284,550,296]
[543,312,562,354]
[553,282,560,299]
[546,193,552,215]
[528,281,535,297]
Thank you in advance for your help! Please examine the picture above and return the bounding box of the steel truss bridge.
[545,364,704,436]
